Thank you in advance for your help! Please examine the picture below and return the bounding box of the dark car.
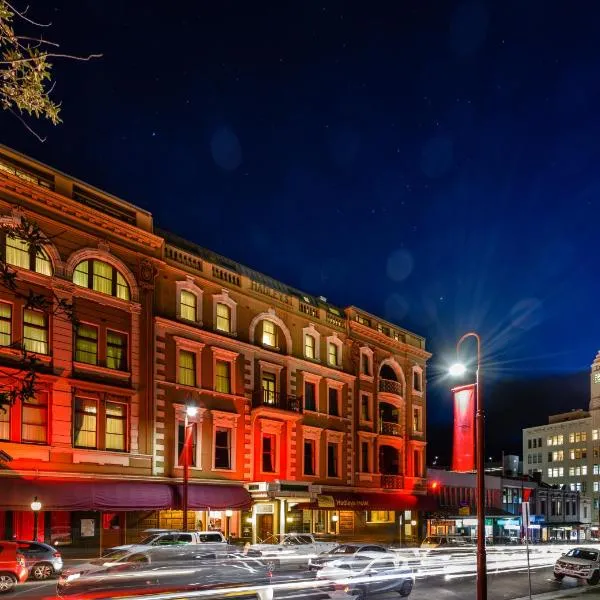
[308,544,388,571]
[57,549,275,599]
[0,541,28,593]
[16,540,63,580]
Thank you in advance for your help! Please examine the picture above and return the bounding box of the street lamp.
[182,405,197,533]
[31,497,42,541]
[449,332,486,600]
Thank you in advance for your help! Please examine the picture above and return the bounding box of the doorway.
[257,513,273,542]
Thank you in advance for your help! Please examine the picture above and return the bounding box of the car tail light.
[334,584,349,592]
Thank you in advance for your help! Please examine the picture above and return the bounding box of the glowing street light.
[31,496,42,541]
[449,332,486,600]
[182,405,197,532]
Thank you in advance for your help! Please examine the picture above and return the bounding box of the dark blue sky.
[3,1,600,461]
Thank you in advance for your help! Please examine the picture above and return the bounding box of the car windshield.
[566,549,599,561]
[331,545,358,554]
[139,535,161,545]
[91,550,132,565]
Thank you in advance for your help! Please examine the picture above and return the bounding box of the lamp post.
[449,332,486,600]
[182,406,197,533]
[225,509,233,541]
[31,497,42,542]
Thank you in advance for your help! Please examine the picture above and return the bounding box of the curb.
[512,586,598,600]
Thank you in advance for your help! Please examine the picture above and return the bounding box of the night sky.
[3,1,600,463]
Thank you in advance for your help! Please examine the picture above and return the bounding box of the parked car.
[308,544,388,571]
[106,529,227,553]
[15,540,63,580]
[57,549,275,599]
[420,536,472,549]
[317,553,415,599]
[0,541,28,593]
[554,547,600,585]
[250,533,338,569]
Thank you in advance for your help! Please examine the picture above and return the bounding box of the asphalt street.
[11,565,599,600]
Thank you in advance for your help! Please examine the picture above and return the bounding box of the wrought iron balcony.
[253,390,302,413]
[379,421,402,437]
[381,474,404,489]
[378,378,403,396]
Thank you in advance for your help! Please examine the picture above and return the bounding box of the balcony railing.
[381,474,404,489]
[378,378,403,396]
[253,390,302,413]
[379,421,402,437]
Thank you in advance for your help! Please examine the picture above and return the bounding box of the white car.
[106,530,227,553]
[554,547,600,585]
[249,534,338,569]
[317,553,415,599]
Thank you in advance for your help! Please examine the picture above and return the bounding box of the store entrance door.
[257,514,273,542]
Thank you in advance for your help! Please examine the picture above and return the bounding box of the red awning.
[0,478,175,511]
[175,484,252,510]
[295,492,435,511]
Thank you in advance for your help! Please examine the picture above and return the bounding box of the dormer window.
[2,232,52,275]
[180,290,197,321]
[262,320,277,347]
[73,259,130,300]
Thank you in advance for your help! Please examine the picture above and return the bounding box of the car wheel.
[588,571,600,586]
[554,574,564,581]
[0,574,17,594]
[354,586,367,600]
[398,579,414,597]
[32,563,54,580]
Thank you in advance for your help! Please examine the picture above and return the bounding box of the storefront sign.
[317,495,335,508]
[255,503,274,514]
[458,506,470,516]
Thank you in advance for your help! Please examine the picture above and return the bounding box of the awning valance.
[175,484,252,510]
[0,478,175,511]
[295,492,435,512]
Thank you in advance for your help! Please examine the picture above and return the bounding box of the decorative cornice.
[349,321,431,360]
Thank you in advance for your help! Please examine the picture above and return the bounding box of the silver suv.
[554,547,600,586]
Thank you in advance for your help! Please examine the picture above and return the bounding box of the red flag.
[522,488,533,502]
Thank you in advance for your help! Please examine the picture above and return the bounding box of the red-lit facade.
[0,147,431,549]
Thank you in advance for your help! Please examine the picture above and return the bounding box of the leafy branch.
[0,0,101,139]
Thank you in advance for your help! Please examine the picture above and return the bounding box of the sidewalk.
[513,586,599,600]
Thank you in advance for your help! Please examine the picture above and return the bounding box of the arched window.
[73,259,130,300]
[1,232,52,275]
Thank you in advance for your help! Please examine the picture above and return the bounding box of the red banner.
[452,384,476,472]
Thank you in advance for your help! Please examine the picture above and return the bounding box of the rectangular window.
[105,402,126,451]
[361,441,370,472]
[92,260,113,295]
[177,421,197,467]
[262,434,276,472]
[214,427,231,469]
[74,324,97,364]
[0,303,11,346]
[538,437,542,446]
[305,334,316,359]
[594,465,599,476]
[0,404,9,440]
[360,394,370,421]
[180,290,197,321]
[328,387,339,416]
[74,398,97,448]
[547,452,552,462]
[106,331,127,370]
[261,373,276,404]
[23,310,48,354]
[178,350,196,386]
[327,442,338,477]
[215,360,231,394]
[216,303,231,332]
[413,407,422,432]
[594,430,599,441]
[22,395,47,444]
[367,511,395,523]
[547,437,552,446]
[304,381,316,412]
[6,236,30,269]
[569,467,575,476]
[304,439,315,476]
[414,449,422,477]
[527,455,532,464]
[582,432,587,442]
[595,482,599,492]
[582,465,588,476]
[532,438,537,448]
[362,354,370,375]
[328,342,338,366]
[528,439,532,449]
[547,468,552,478]
[413,370,422,392]
[262,320,277,347]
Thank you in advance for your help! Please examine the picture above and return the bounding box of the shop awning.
[175,484,252,510]
[295,492,436,511]
[0,478,175,511]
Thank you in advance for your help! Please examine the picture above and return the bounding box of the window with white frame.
[105,402,127,451]
[214,427,232,469]
[262,320,277,347]
[23,309,48,355]
[302,324,321,361]
[213,289,237,335]
[215,360,231,394]
[0,302,11,347]
[22,394,48,444]
[327,342,339,366]
[178,350,197,386]
[175,279,202,323]
[359,347,373,377]
[2,231,53,275]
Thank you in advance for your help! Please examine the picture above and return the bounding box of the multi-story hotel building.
[0,146,431,551]
[522,351,600,536]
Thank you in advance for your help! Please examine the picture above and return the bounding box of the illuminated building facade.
[0,146,431,549]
